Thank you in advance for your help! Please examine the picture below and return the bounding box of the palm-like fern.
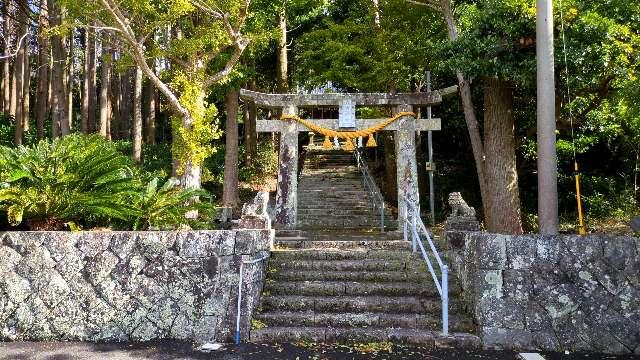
[134,177,214,230]
[0,135,139,227]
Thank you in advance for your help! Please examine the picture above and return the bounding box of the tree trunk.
[81,28,94,133]
[276,6,288,93]
[13,0,27,145]
[35,0,49,140]
[223,89,240,209]
[22,44,30,133]
[67,29,74,131]
[2,1,11,114]
[111,51,120,138]
[483,77,523,234]
[119,69,132,139]
[372,0,381,27]
[439,0,490,219]
[244,79,257,166]
[133,67,143,162]
[98,36,112,137]
[49,0,69,137]
[144,79,156,144]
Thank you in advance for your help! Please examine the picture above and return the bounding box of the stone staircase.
[251,231,479,347]
[296,149,395,231]
[250,149,479,348]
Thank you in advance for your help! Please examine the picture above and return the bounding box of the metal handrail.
[354,149,385,232]
[399,195,449,335]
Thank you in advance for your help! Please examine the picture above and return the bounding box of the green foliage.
[239,140,279,184]
[0,135,219,230]
[0,115,46,148]
[294,0,444,92]
[132,177,217,230]
[170,74,222,174]
[0,135,139,227]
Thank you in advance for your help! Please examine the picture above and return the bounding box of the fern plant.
[133,177,215,230]
[0,135,140,229]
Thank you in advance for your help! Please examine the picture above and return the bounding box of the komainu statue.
[448,192,476,217]
[239,191,271,229]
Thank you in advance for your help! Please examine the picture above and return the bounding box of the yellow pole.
[575,161,586,235]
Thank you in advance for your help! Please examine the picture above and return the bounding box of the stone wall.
[445,219,640,354]
[0,229,273,343]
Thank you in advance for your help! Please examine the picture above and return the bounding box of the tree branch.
[99,0,191,121]
[405,0,440,10]
[0,31,29,59]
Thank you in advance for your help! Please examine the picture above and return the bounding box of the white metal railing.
[399,195,449,335]
[354,149,385,232]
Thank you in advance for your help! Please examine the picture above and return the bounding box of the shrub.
[132,177,217,230]
[0,135,139,229]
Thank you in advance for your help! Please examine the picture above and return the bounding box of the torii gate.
[240,87,457,230]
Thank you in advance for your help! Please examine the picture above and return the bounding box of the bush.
[0,135,217,230]
[132,177,217,230]
[0,135,139,229]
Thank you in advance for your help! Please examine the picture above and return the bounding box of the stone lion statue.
[241,191,269,217]
[448,192,476,217]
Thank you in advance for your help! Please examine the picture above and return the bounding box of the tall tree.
[82,0,250,189]
[223,88,240,209]
[21,41,30,132]
[81,27,97,133]
[49,0,69,137]
[144,79,156,144]
[1,0,11,114]
[98,34,111,138]
[35,0,50,140]
[13,0,28,145]
[133,67,143,162]
[67,29,74,130]
[276,4,288,93]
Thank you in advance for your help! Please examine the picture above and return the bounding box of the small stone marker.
[630,216,640,232]
[517,353,546,360]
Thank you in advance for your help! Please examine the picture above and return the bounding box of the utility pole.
[536,0,559,234]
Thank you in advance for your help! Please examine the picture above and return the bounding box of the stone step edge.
[249,326,481,348]
[254,310,473,330]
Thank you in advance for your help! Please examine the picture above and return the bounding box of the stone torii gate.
[240,87,457,230]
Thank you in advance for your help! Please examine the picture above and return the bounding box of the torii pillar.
[274,105,299,229]
[240,87,457,230]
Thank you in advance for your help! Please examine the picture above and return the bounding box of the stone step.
[268,259,426,272]
[297,209,386,216]
[264,280,453,297]
[254,311,475,333]
[250,326,481,348]
[297,222,396,229]
[274,240,411,250]
[270,249,414,260]
[275,230,303,238]
[296,225,397,232]
[302,232,403,241]
[296,204,381,211]
[297,217,390,225]
[296,182,365,187]
[259,295,458,314]
[269,269,431,283]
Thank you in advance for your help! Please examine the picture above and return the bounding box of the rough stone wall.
[0,229,273,343]
[445,226,640,354]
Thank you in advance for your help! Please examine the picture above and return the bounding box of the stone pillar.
[394,104,420,220]
[274,105,299,229]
